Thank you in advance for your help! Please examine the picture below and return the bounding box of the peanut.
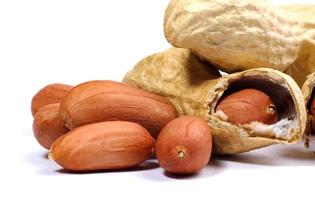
[216,89,278,125]
[49,121,155,171]
[60,80,177,139]
[31,83,73,116]
[156,116,212,174]
[33,103,68,149]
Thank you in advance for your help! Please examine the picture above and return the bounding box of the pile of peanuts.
[31,0,315,175]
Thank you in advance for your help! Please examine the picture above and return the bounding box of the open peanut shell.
[123,48,307,154]
[207,68,306,154]
[301,72,315,151]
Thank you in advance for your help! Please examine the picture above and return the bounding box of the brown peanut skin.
[33,103,69,149]
[60,80,177,139]
[31,83,73,116]
[50,121,155,171]
[216,89,278,125]
[156,116,212,174]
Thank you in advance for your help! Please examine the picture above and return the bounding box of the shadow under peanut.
[24,148,160,175]
[42,152,49,159]
[23,149,61,176]
[163,158,225,179]
[139,158,225,182]
[163,171,198,179]
[215,143,315,166]
[55,161,160,174]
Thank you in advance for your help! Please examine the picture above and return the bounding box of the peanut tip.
[48,151,55,161]
[266,105,276,115]
[177,151,185,160]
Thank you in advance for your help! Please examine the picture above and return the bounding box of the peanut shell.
[124,48,306,154]
[164,0,315,86]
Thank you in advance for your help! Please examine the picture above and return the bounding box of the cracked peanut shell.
[123,48,306,154]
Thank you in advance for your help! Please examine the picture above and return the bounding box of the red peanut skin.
[33,103,68,149]
[216,89,278,125]
[31,83,73,116]
[50,121,155,171]
[156,116,212,174]
[60,80,177,139]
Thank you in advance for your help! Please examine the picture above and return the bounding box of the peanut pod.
[164,0,315,86]
[123,48,306,154]
[282,4,315,87]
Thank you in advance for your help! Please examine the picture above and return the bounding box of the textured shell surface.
[164,0,303,73]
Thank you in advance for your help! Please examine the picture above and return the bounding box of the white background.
[0,0,314,200]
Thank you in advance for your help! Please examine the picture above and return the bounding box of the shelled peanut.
[216,89,278,125]
[156,116,212,174]
[31,80,182,172]
[31,84,73,149]
[59,80,177,139]
[33,103,68,149]
[31,83,73,116]
[49,121,155,171]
